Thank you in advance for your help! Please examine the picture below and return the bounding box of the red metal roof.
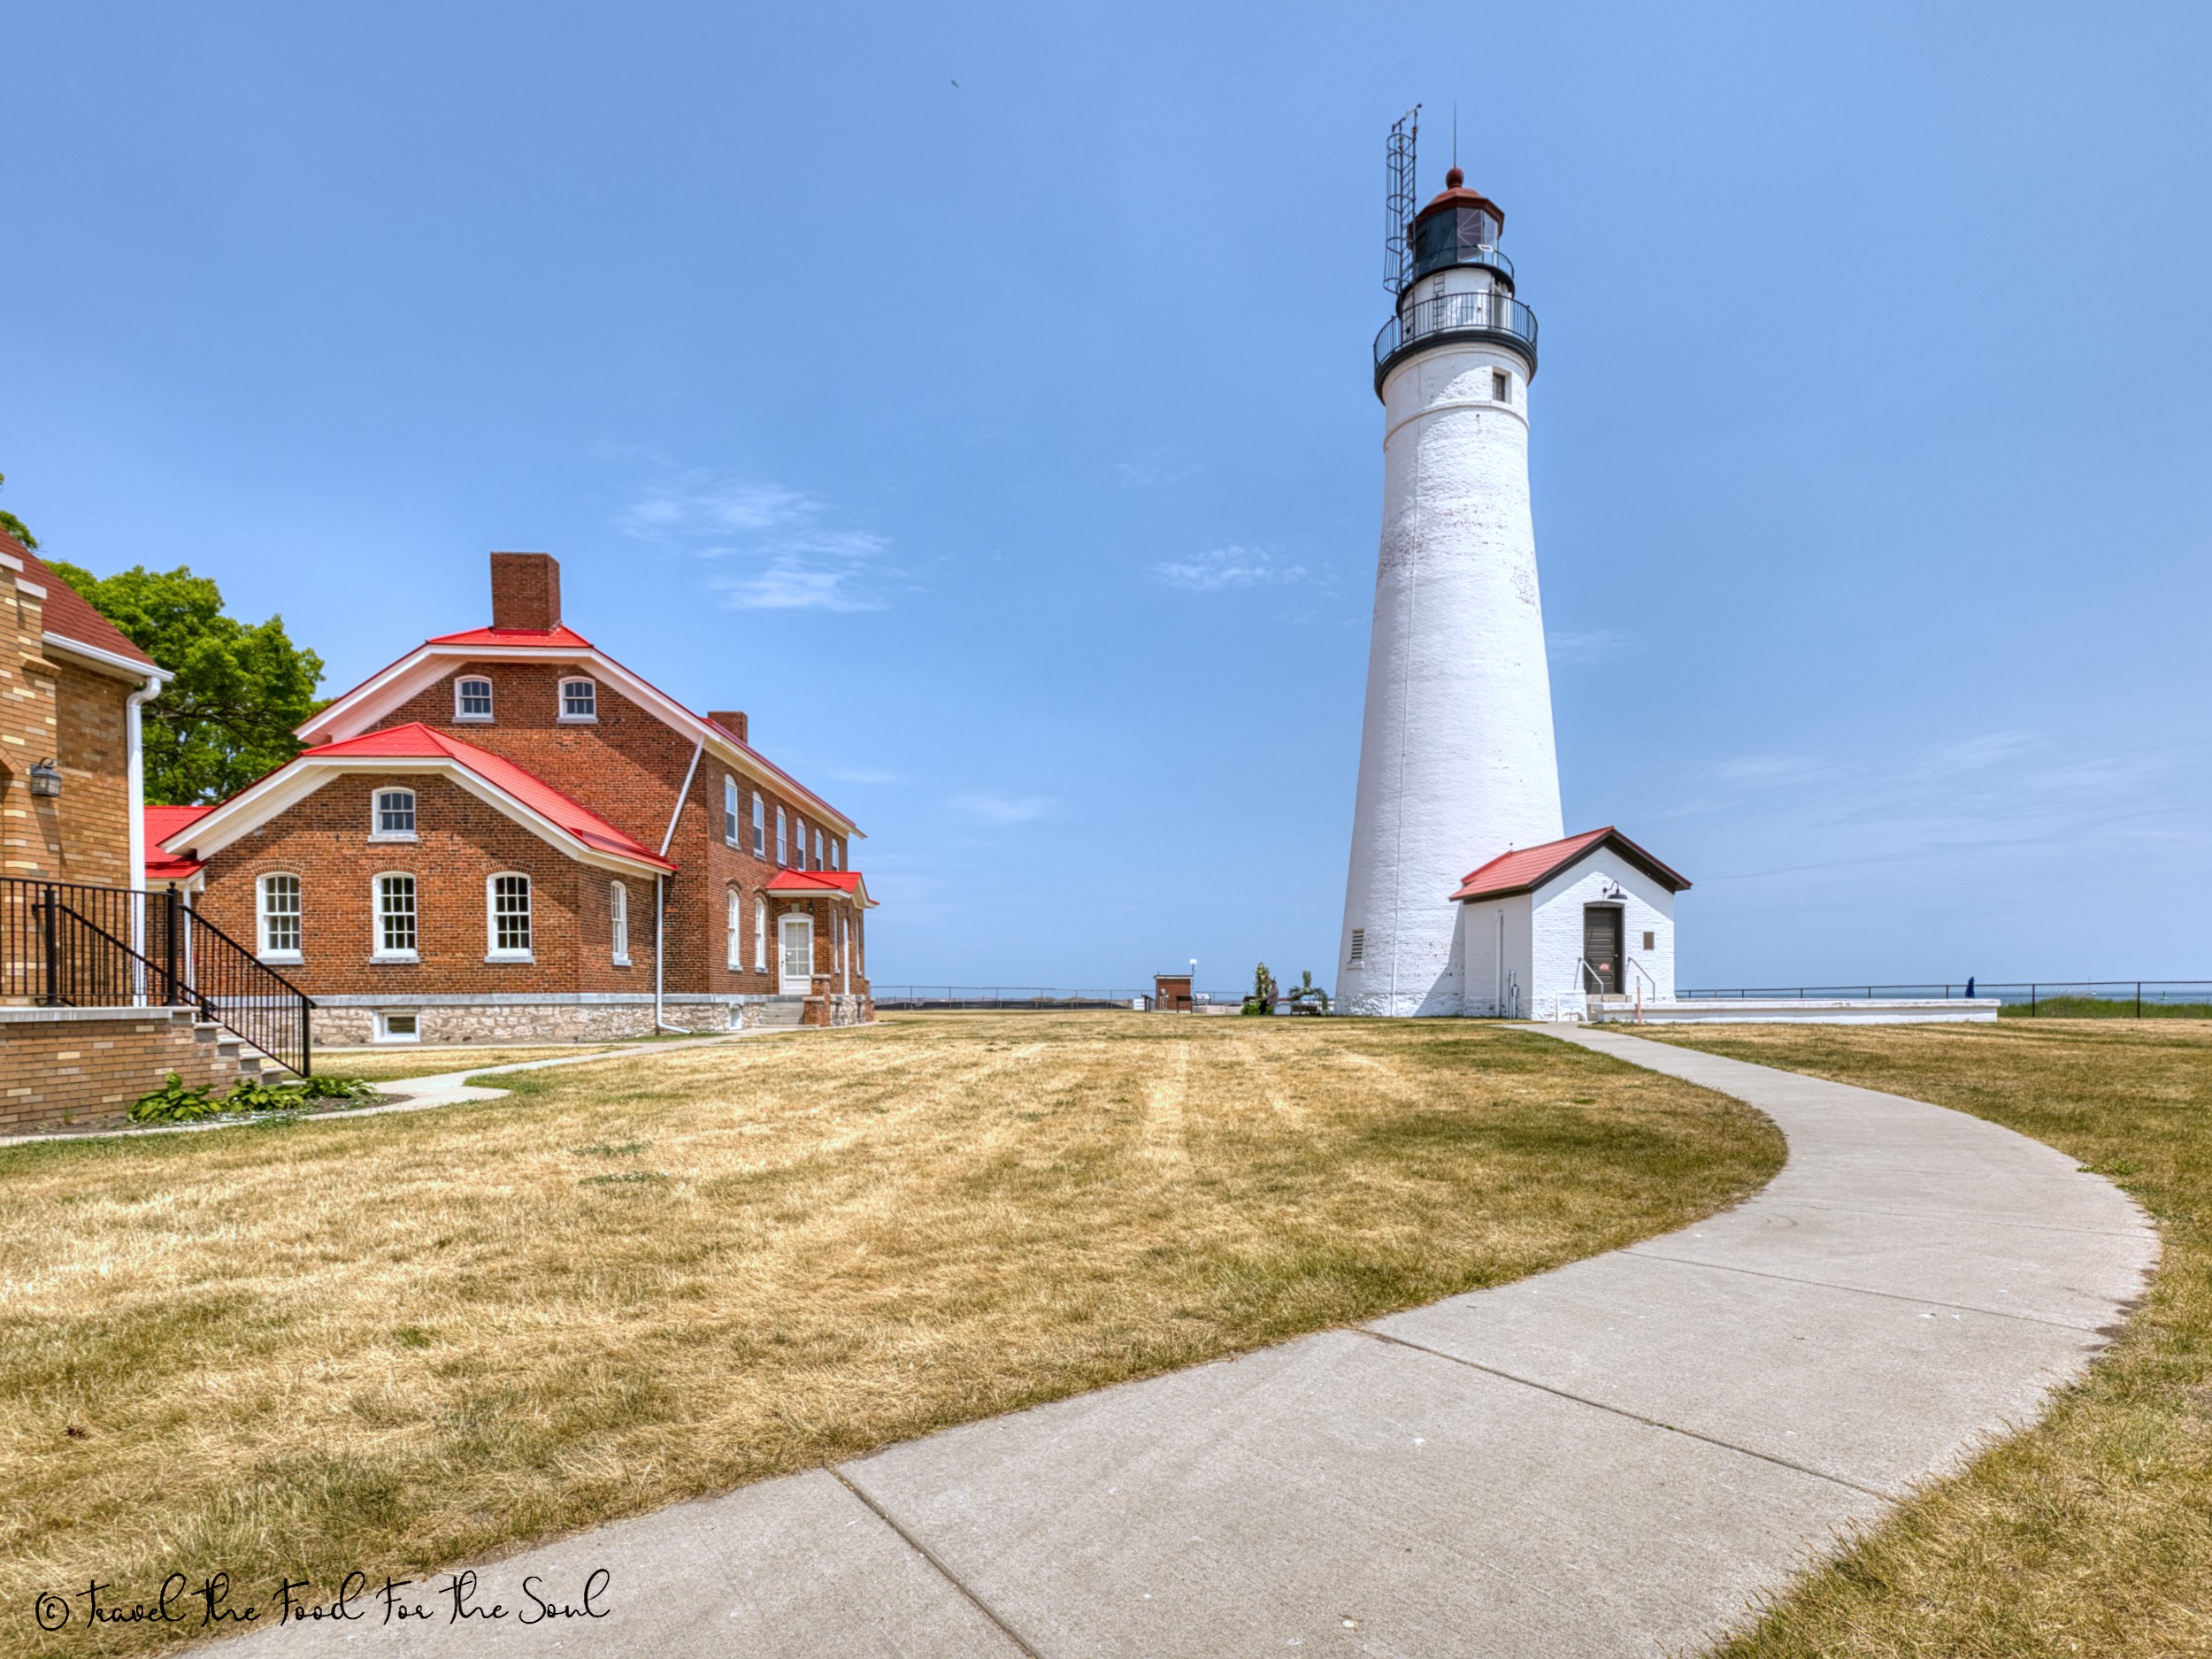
[289,723,676,872]
[764,868,875,906]
[309,625,858,835]
[1448,827,1691,902]
[144,803,213,879]
[2,532,159,671]
[426,625,596,649]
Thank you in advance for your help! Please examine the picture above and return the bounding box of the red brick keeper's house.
[152,552,874,1044]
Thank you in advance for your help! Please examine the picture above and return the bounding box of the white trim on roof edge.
[160,754,675,879]
[42,632,170,682]
[295,641,860,835]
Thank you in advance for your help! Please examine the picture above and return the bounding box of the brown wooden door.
[1582,906,1624,994]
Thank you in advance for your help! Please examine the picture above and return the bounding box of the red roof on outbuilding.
[265,723,677,872]
[1449,827,1690,902]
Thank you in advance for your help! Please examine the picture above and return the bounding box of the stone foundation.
[311,993,874,1047]
[1,1007,251,1136]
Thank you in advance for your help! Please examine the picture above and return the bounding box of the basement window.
[558,678,598,722]
[375,1011,420,1043]
[455,678,494,721]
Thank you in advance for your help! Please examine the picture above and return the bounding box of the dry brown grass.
[322,1044,625,1083]
[0,1014,1778,1656]
[1645,1019,2212,1659]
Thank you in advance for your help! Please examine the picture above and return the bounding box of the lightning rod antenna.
[1384,106,1420,296]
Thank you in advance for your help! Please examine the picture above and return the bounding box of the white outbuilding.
[1448,827,1690,1022]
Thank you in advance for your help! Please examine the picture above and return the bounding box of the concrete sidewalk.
[215,1026,2156,1658]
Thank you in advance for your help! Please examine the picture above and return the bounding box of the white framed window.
[793,817,807,869]
[726,888,741,969]
[751,795,765,857]
[372,787,417,841]
[834,911,845,972]
[455,677,494,721]
[852,913,863,974]
[775,806,787,866]
[257,873,302,961]
[1491,369,1510,402]
[487,872,533,959]
[813,829,824,870]
[374,873,419,959]
[753,895,767,972]
[723,776,739,845]
[831,837,841,872]
[375,1011,420,1044]
[611,881,630,964]
[558,678,597,721]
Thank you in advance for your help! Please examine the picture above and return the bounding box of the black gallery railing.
[1374,288,1540,375]
[1,878,313,1077]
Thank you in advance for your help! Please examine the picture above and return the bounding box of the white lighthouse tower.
[1338,120,1564,1016]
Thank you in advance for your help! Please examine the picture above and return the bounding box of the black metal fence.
[2,878,314,1075]
[871,986,1242,1011]
[1679,980,2212,1017]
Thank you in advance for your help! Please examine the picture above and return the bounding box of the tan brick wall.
[0,563,137,886]
[0,1010,239,1135]
[53,660,134,887]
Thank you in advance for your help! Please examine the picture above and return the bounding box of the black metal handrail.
[2,878,313,1077]
[1374,288,1540,385]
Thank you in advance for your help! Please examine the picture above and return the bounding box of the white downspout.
[126,674,162,1002]
[655,739,704,1034]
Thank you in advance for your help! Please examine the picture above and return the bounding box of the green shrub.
[127,1071,380,1124]
[127,1072,225,1124]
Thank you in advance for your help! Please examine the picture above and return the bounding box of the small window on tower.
[1642,931,1655,952]
[1348,927,1365,967]
[1492,370,1510,402]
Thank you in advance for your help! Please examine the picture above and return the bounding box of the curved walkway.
[218,1026,2155,1658]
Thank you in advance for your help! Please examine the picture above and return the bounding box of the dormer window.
[456,677,494,721]
[559,679,597,721]
[373,788,417,840]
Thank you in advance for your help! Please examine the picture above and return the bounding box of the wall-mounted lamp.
[1599,880,1624,901]
[27,758,61,799]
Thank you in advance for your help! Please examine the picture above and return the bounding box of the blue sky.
[6,1,2208,993]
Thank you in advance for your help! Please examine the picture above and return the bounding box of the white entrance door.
[778,914,814,994]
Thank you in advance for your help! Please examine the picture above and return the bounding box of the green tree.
[0,471,37,550]
[46,562,325,803]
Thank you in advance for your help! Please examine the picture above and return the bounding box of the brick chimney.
[489,552,561,632]
[709,710,749,743]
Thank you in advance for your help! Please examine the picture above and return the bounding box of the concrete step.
[754,998,809,1029]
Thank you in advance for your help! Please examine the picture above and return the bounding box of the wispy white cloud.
[1548,628,1631,665]
[948,792,1056,825]
[1154,544,1304,593]
[612,460,894,612]
[828,766,905,786]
